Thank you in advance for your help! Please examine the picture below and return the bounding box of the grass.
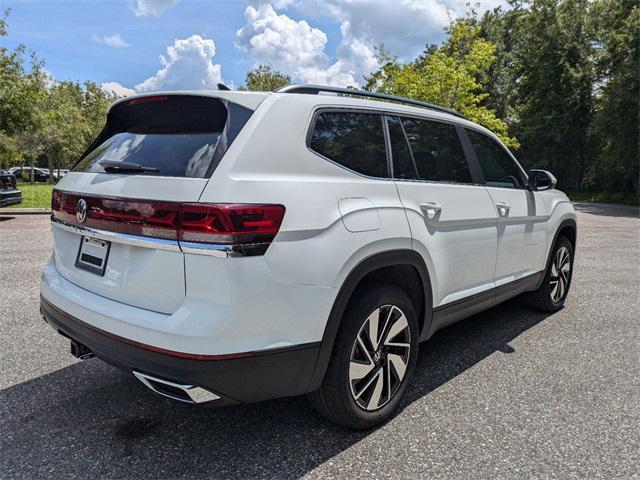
[10,183,55,209]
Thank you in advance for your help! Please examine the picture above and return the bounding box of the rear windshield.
[73,95,253,178]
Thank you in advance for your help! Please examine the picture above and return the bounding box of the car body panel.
[484,187,550,287]
[39,89,577,405]
[395,182,499,307]
[50,175,209,313]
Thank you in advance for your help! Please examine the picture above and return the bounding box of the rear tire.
[524,236,574,312]
[308,285,419,429]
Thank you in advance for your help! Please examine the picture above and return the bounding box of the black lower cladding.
[0,188,22,207]
[40,296,321,405]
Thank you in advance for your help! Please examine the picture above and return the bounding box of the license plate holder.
[75,236,111,276]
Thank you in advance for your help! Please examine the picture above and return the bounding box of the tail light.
[51,190,285,255]
[125,95,169,106]
[180,204,285,246]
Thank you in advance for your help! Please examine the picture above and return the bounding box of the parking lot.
[1,203,638,479]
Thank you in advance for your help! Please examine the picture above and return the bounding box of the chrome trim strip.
[51,218,181,252]
[52,218,268,257]
[180,241,272,258]
[180,242,230,258]
[133,371,220,404]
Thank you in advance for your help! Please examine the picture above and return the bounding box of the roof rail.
[276,84,468,120]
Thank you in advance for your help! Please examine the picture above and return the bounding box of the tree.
[478,4,527,121]
[40,81,114,182]
[13,80,114,182]
[243,65,291,91]
[0,9,47,169]
[364,21,518,148]
[506,0,594,190]
[587,0,639,196]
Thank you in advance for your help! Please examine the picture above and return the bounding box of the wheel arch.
[557,220,577,248]
[307,249,433,392]
[533,217,577,290]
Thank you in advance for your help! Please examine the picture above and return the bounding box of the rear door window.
[466,129,524,189]
[74,95,253,178]
[393,116,472,184]
[309,111,388,178]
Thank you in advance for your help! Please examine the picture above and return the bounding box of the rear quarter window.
[309,111,388,178]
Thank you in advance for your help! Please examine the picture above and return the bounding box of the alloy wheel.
[348,305,411,411]
[550,246,571,303]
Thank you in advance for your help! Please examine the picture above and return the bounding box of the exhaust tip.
[69,339,95,360]
[133,371,220,404]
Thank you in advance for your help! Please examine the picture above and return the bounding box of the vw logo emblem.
[76,198,87,223]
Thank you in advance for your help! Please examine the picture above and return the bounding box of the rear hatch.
[51,94,255,314]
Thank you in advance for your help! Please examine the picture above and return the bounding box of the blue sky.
[1,0,507,94]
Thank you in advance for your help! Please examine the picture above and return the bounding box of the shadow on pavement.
[0,298,553,479]
[573,202,639,219]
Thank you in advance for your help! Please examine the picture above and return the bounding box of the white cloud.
[237,0,510,87]
[93,33,130,48]
[313,0,508,57]
[101,35,224,97]
[101,81,136,97]
[270,0,297,9]
[319,1,449,58]
[131,0,177,17]
[135,35,222,91]
[236,4,357,86]
[236,5,328,73]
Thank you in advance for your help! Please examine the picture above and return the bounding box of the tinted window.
[387,116,417,180]
[74,96,252,178]
[466,129,524,188]
[399,117,472,183]
[309,112,388,178]
[76,132,221,178]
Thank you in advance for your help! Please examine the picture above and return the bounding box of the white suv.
[40,85,576,429]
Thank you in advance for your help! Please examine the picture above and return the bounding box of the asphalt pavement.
[0,202,638,479]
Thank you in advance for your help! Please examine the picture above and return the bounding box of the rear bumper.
[40,296,320,404]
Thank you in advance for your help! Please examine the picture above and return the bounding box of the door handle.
[420,202,442,220]
[495,201,511,217]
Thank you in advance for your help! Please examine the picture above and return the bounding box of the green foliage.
[364,22,519,149]
[565,190,639,205]
[0,9,47,152]
[242,65,291,91]
[511,0,594,190]
[587,0,639,195]
[0,10,114,173]
[478,0,638,198]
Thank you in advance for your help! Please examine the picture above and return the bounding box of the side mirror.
[527,169,557,191]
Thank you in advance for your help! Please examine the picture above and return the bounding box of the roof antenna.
[217,83,231,91]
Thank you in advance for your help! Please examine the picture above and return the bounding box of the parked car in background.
[40,86,576,429]
[42,168,69,181]
[0,170,21,207]
[10,166,50,183]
